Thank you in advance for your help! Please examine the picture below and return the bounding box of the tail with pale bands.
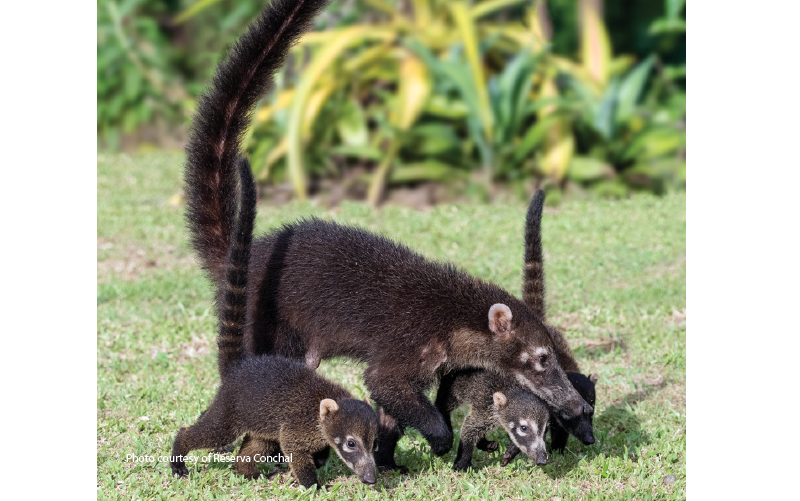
[522,190,580,373]
[184,0,331,288]
[218,158,258,380]
[523,190,546,318]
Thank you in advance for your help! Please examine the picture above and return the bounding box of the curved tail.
[523,190,546,318]
[218,158,258,379]
[184,0,331,287]
[522,190,580,373]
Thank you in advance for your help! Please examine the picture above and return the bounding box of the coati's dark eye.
[520,425,528,432]
[347,439,356,449]
[539,354,548,364]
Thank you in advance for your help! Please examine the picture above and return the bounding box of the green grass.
[97,151,686,500]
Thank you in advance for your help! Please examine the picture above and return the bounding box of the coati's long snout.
[493,391,549,466]
[319,399,379,485]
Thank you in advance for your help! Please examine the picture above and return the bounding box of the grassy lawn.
[97,151,686,500]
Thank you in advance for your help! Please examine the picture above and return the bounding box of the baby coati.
[435,368,550,471]
[522,190,598,452]
[171,159,379,488]
[183,0,591,471]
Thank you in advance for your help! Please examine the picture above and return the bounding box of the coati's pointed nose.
[582,403,594,415]
[536,454,548,466]
[583,435,595,445]
[361,470,377,485]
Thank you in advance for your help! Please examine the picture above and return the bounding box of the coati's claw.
[500,452,514,466]
[171,463,189,478]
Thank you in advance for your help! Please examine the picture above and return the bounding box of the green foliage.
[97,0,686,198]
[97,0,187,149]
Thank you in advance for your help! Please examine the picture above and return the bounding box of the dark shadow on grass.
[530,381,668,479]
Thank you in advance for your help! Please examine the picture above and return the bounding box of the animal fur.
[182,0,591,472]
[522,190,597,452]
[435,369,550,471]
[171,159,379,488]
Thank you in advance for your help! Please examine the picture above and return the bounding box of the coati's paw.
[453,461,472,472]
[500,452,514,467]
[171,462,189,478]
[377,462,409,474]
[427,432,454,457]
[477,440,499,452]
[242,473,263,481]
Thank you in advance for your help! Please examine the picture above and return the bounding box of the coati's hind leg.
[171,401,237,478]
[365,367,453,463]
[235,435,279,479]
[453,407,493,471]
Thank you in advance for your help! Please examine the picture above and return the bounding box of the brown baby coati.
[171,159,379,488]
[183,0,592,471]
[435,368,550,471]
[522,190,598,453]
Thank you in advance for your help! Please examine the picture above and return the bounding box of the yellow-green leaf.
[287,26,395,199]
[579,0,612,86]
[393,54,431,131]
[450,2,493,141]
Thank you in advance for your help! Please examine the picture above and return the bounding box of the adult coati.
[171,159,379,488]
[435,368,550,471]
[521,190,598,453]
[183,0,592,471]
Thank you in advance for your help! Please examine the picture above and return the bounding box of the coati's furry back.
[184,0,331,287]
[217,158,257,380]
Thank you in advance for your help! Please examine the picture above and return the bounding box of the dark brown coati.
[435,368,550,471]
[171,159,379,488]
[183,0,592,471]
[522,190,598,452]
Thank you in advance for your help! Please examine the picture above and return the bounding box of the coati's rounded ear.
[493,392,508,409]
[488,304,513,335]
[589,373,599,384]
[320,399,339,420]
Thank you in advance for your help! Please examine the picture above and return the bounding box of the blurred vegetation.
[97,0,685,202]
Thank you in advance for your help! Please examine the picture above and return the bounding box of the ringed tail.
[523,190,546,318]
[184,0,332,287]
[218,158,258,379]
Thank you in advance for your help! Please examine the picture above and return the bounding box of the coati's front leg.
[171,402,237,478]
[476,437,499,452]
[453,407,494,471]
[549,422,570,452]
[284,450,320,489]
[500,443,521,466]
[365,367,453,462]
[374,406,406,473]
